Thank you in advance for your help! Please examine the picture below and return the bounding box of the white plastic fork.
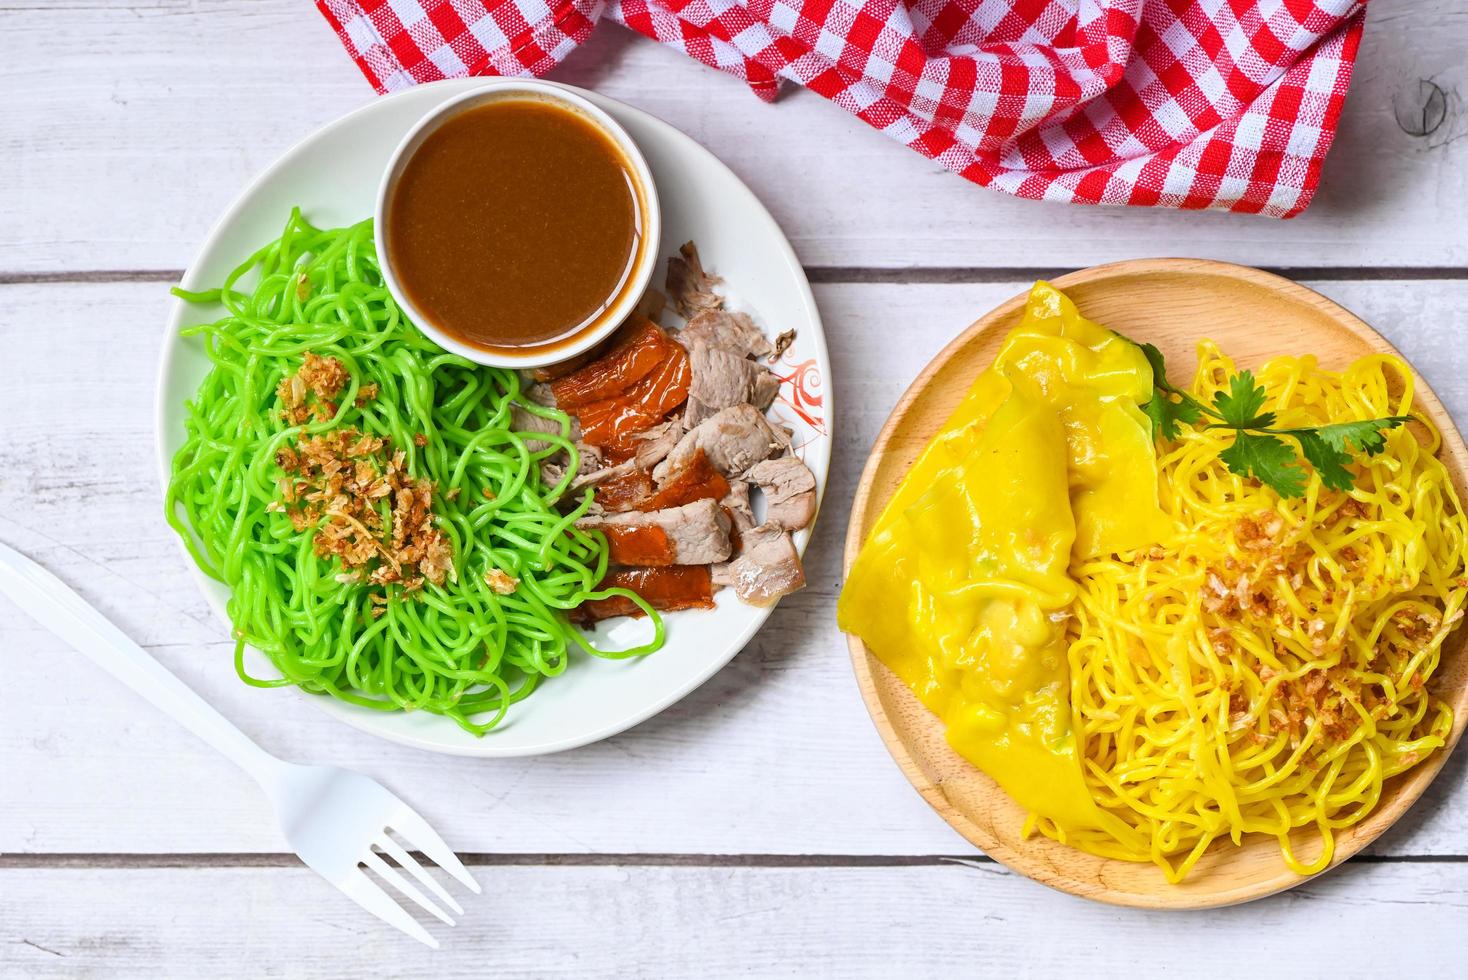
[0,541,479,948]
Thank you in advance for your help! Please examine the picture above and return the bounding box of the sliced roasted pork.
[573,565,715,622]
[684,343,781,427]
[511,402,567,454]
[577,498,732,566]
[746,456,817,530]
[573,351,691,455]
[645,451,730,510]
[569,455,640,494]
[589,467,655,512]
[714,522,805,605]
[591,449,730,514]
[666,241,723,318]
[537,237,813,622]
[653,404,787,483]
[544,319,692,457]
[632,419,682,470]
[678,308,774,360]
[721,480,755,534]
[523,382,559,407]
[549,319,669,408]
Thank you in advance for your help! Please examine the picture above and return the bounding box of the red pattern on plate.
[318,0,1367,217]
[772,356,826,438]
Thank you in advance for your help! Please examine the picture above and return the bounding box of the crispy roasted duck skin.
[573,565,716,622]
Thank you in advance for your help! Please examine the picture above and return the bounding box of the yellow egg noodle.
[1055,342,1467,880]
[839,282,1468,882]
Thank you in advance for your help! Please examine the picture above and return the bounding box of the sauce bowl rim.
[374,79,662,369]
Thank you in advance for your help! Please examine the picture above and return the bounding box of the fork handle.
[0,542,283,784]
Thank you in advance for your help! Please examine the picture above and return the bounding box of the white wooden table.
[3,3,1467,976]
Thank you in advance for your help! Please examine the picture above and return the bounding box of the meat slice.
[536,427,595,491]
[678,308,774,360]
[666,241,723,318]
[684,342,781,427]
[590,466,656,512]
[549,319,672,409]
[715,522,805,606]
[721,481,755,534]
[573,345,692,455]
[653,404,788,483]
[596,523,677,565]
[746,456,817,530]
[632,420,682,470]
[578,498,732,566]
[522,382,559,407]
[573,566,715,622]
[643,450,730,511]
[511,402,567,454]
[565,444,627,490]
[718,480,755,555]
[590,449,729,514]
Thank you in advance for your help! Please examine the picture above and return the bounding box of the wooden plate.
[843,258,1468,909]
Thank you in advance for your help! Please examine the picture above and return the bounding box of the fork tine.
[339,868,439,949]
[361,850,454,926]
[388,804,482,894]
[376,833,464,915]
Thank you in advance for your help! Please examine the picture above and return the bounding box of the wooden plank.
[3,861,1467,977]
[4,278,1468,858]
[1,2,1466,273]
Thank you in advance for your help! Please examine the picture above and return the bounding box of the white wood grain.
[5,1,1466,967]
[4,277,1468,858]
[1,1,1465,273]
[2,860,1466,977]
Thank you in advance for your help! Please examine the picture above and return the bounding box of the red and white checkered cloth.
[318,0,1367,217]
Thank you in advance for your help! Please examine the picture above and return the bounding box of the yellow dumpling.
[838,281,1165,839]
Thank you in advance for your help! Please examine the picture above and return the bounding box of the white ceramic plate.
[155,80,832,756]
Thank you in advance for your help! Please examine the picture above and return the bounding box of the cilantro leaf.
[1311,417,1412,458]
[1143,391,1202,441]
[1133,340,1206,440]
[1212,370,1273,428]
[1120,333,1410,500]
[1218,431,1308,498]
[1277,417,1413,492]
[1292,429,1356,493]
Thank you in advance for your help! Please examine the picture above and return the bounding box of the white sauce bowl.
[374,80,661,370]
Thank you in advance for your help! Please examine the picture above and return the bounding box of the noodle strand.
[166,210,663,735]
[1046,342,1466,880]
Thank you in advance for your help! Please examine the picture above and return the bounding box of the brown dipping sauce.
[386,97,644,353]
